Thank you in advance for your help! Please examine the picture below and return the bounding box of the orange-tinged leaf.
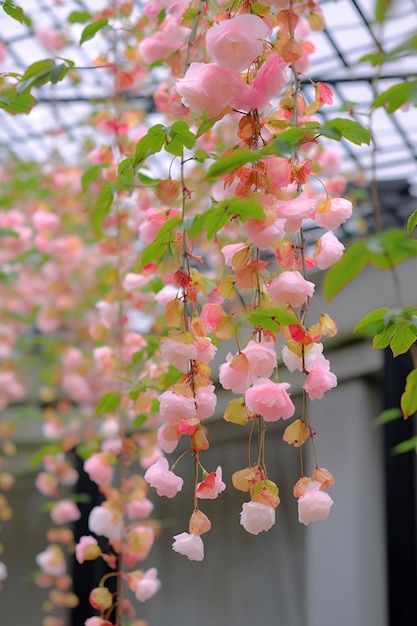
[293,476,310,498]
[165,298,182,327]
[277,9,299,33]
[224,397,249,425]
[280,39,302,63]
[235,260,269,289]
[319,313,337,337]
[232,246,252,269]
[229,351,249,372]
[218,274,235,299]
[311,467,335,490]
[191,428,209,451]
[215,316,236,340]
[189,509,212,535]
[283,419,310,447]
[232,466,263,492]
[156,179,180,204]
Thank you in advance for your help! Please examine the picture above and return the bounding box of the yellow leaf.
[283,419,309,447]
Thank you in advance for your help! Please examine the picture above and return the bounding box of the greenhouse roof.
[0,0,417,187]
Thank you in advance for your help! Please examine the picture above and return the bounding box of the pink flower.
[243,339,277,380]
[88,506,123,539]
[126,498,154,520]
[268,270,315,307]
[314,197,353,230]
[245,378,295,421]
[246,214,286,249]
[36,25,67,50]
[240,501,275,534]
[138,16,189,64]
[130,567,161,602]
[303,356,337,400]
[157,422,180,453]
[75,536,101,564]
[144,457,183,498]
[0,561,7,581]
[195,384,217,420]
[36,545,66,577]
[123,526,155,566]
[282,342,324,373]
[172,532,204,561]
[221,243,247,268]
[314,231,345,269]
[176,62,244,119]
[50,500,81,525]
[298,480,334,524]
[275,193,316,220]
[196,466,226,499]
[219,352,251,394]
[250,53,288,101]
[160,336,197,372]
[158,389,196,422]
[316,82,333,105]
[84,452,114,487]
[206,14,269,72]
[195,336,217,364]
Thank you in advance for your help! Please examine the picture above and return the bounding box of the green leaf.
[2,1,26,23]
[95,391,122,414]
[196,117,216,139]
[353,307,389,337]
[133,124,166,166]
[372,323,400,349]
[80,18,109,45]
[206,149,259,179]
[270,127,306,156]
[375,0,390,23]
[68,10,91,23]
[400,366,417,416]
[0,227,19,237]
[248,307,299,330]
[191,198,263,240]
[369,229,417,266]
[16,58,55,93]
[81,165,103,192]
[323,241,368,300]
[132,414,148,428]
[373,407,402,427]
[407,209,417,234]
[139,215,182,267]
[321,118,371,146]
[392,436,417,454]
[0,86,36,114]
[91,185,113,232]
[165,120,196,156]
[390,322,417,357]
[30,443,62,468]
[372,80,417,114]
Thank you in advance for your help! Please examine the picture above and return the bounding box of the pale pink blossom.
[314,231,345,269]
[0,42,7,65]
[316,148,341,173]
[267,156,291,189]
[303,356,337,400]
[221,243,247,268]
[206,14,269,72]
[250,53,288,101]
[130,567,161,601]
[243,339,277,380]
[196,466,226,499]
[219,352,251,394]
[123,525,155,566]
[268,270,315,307]
[172,532,204,561]
[0,561,7,581]
[160,336,198,372]
[282,342,324,373]
[138,16,189,64]
[158,389,196,422]
[155,285,179,306]
[50,500,81,525]
[122,272,150,291]
[36,545,66,577]
[245,378,295,421]
[126,498,154,520]
[298,480,334,524]
[314,197,353,230]
[84,452,114,487]
[276,193,316,220]
[195,336,217,364]
[246,215,286,249]
[144,457,183,498]
[240,501,275,534]
[157,421,180,453]
[75,536,101,564]
[88,506,123,539]
[32,210,60,232]
[195,384,217,420]
[176,62,245,119]
[36,25,67,50]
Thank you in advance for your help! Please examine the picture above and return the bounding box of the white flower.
[240,501,275,535]
[172,532,204,561]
